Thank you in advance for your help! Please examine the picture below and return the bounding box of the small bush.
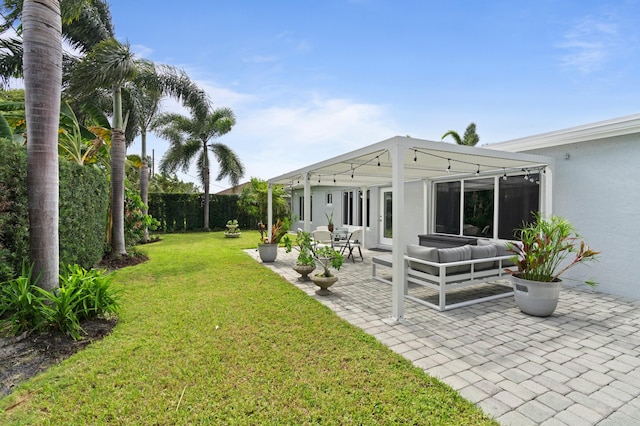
[0,263,43,335]
[0,264,120,340]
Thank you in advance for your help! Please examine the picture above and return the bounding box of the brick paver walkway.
[247,247,640,425]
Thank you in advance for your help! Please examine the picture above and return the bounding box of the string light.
[502,168,508,180]
[414,150,417,162]
[447,159,451,172]
[476,164,480,176]
[377,156,380,166]
[333,175,336,183]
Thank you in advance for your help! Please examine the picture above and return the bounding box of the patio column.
[360,185,368,247]
[267,183,273,240]
[541,165,553,217]
[304,172,311,232]
[387,141,407,323]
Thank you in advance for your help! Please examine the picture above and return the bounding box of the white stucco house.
[266,113,640,319]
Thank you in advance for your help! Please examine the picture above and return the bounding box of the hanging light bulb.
[414,150,417,162]
[502,168,508,180]
[447,159,451,172]
[476,164,480,176]
[377,156,380,166]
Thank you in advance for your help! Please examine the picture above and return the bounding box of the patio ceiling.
[268,136,554,188]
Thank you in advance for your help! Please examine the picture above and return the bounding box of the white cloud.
[556,16,619,73]
[131,43,154,58]
[138,83,400,190]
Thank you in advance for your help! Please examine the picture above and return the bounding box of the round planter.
[224,232,241,238]
[293,264,316,281]
[258,243,278,263]
[512,275,562,317]
[310,274,338,295]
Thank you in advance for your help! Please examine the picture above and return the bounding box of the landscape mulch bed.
[0,252,148,398]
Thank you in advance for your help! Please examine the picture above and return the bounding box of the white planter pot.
[258,243,278,263]
[512,275,562,317]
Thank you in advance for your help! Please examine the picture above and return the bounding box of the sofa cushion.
[437,245,472,274]
[470,244,497,271]
[406,244,439,275]
[478,239,516,267]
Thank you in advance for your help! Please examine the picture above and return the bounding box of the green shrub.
[59,161,109,268]
[0,264,120,340]
[0,263,43,335]
[0,138,29,281]
[124,183,159,247]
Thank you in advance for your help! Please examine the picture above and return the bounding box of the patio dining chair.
[312,229,333,249]
[339,228,363,262]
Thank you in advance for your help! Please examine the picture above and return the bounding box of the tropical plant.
[325,210,334,228]
[0,262,44,335]
[153,106,244,231]
[126,64,208,241]
[284,230,316,267]
[149,172,200,194]
[124,182,159,247]
[0,0,112,290]
[59,264,119,320]
[0,262,120,340]
[237,177,288,226]
[442,122,480,146]
[258,218,290,245]
[312,246,344,278]
[508,212,599,284]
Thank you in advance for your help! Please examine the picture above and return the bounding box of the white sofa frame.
[371,253,514,311]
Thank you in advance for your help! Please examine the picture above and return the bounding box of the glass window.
[435,174,539,239]
[435,181,461,234]
[326,192,332,205]
[463,178,494,237]
[498,174,539,239]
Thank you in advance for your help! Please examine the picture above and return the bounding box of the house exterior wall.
[290,181,429,250]
[521,134,640,299]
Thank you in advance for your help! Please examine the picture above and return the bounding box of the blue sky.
[109,0,640,192]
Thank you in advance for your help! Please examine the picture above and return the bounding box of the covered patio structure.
[267,136,555,322]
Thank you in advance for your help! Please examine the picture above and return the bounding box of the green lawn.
[0,232,497,425]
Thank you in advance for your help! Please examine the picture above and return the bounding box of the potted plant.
[284,230,316,280]
[309,245,344,295]
[257,218,289,262]
[224,219,241,238]
[325,211,334,232]
[507,213,599,316]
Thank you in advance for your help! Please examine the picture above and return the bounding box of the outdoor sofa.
[372,237,516,311]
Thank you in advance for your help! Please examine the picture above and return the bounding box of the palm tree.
[126,65,209,242]
[442,122,480,146]
[21,0,61,291]
[153,107,244,231]
[0,0,110,290]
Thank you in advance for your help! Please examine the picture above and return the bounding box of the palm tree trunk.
[203,144,210,231]
[23,0,62,291]
[140,129,149,242]
[110,84,127,255]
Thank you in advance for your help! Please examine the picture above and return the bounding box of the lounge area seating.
[372,239,515,311]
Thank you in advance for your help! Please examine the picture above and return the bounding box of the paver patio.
[247,247,640,426]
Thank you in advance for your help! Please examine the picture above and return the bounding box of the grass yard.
[0,232,497,425]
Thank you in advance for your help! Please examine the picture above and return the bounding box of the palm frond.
[210,142,245,187]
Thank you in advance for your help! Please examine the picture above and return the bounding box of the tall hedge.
[0,140,109,280]
[59,161,109,268]
[148,193,254,232]
[0,139,29,281]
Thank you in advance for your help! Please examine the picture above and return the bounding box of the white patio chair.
[312,229,333,249]
[340,228,363,262]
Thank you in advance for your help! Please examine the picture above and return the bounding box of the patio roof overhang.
[268,136,554,189]
[267,135,555,323]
